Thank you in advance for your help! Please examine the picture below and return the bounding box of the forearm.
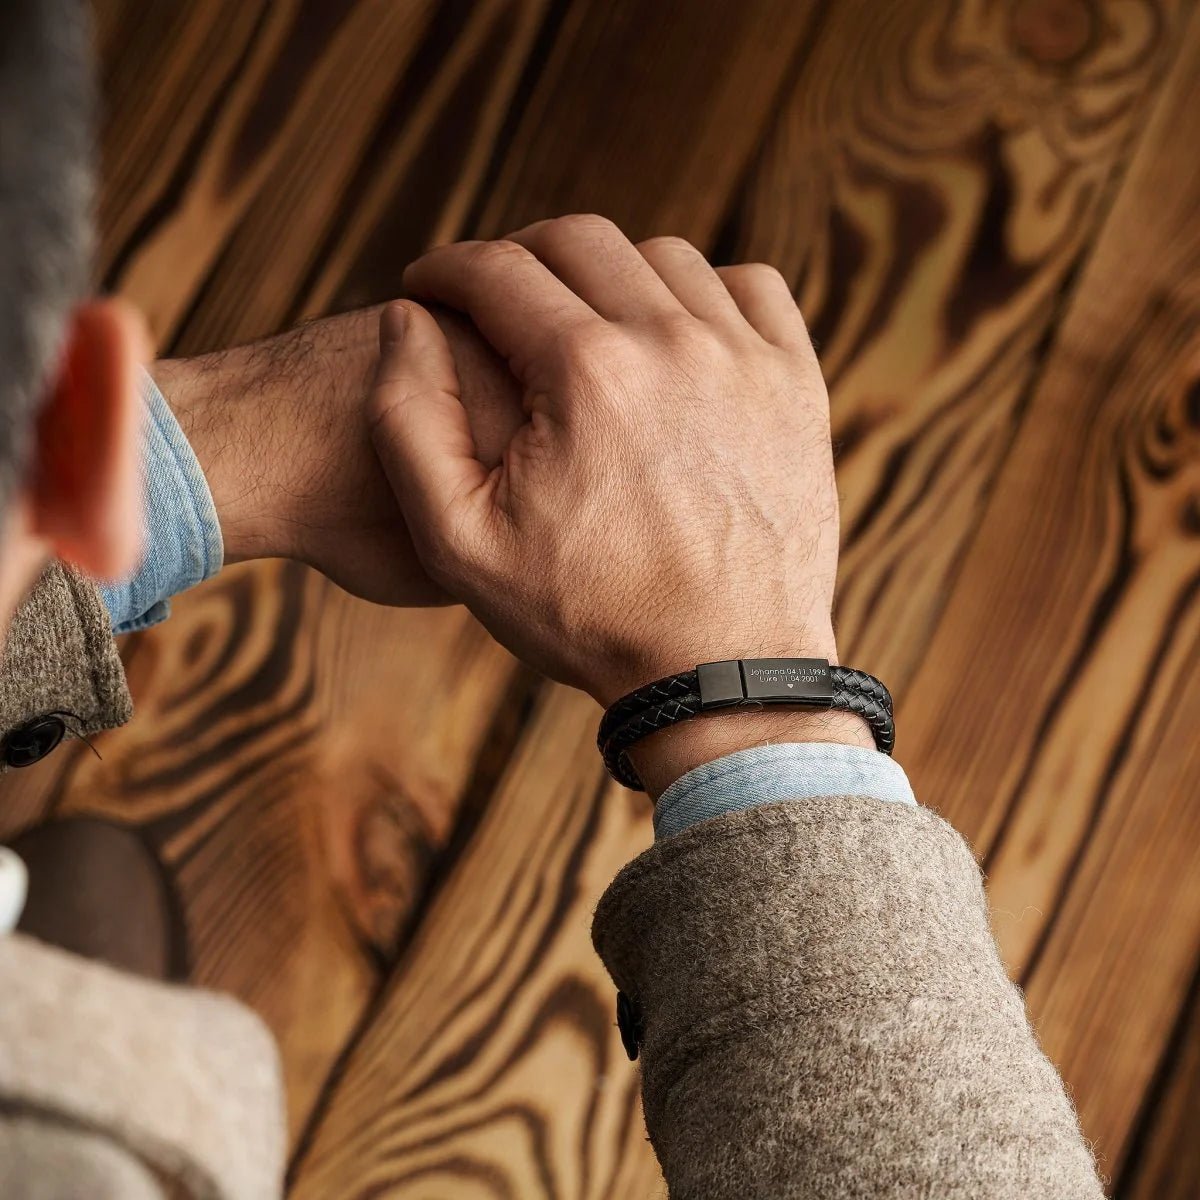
[150,347,302,568]
[149,307,383,568]
[101,327,385,633]
[143,305,522,611]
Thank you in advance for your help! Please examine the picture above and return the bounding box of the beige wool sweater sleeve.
[0,561,132,747]
[592,797,1105,1199]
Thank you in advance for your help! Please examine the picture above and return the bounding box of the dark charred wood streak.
[395,976,611,1146]
[476,0,825,243]
[1016,565,1200,992]
[145,731,315,854]
[384,666,543,953]
[1113,950,1200,1198]
[943,123,1042,344]
[101,3,273,296]
[807,202,870,360]
[401,770,610,1106]
[362,1158,518,1199]
[838,163,947,374]
[323,1,520,312]
[981,286,1200,895]
[169,570,262,702]
[224,0,356,189]
[1185,376,1200,430]
[840,287,1040,555]
[173,563,311,737]
[459,0,579,238]
[981,440,1139,877]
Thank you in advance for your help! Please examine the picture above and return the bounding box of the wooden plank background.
[1,0,1197,1195]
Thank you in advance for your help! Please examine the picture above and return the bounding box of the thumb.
[368,301,489,551]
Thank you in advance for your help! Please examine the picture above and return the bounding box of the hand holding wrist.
[370,218,852,735]
[152,305,523,605]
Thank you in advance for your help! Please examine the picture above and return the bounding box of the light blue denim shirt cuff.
[99,372,224,634]
[653,742,917,841]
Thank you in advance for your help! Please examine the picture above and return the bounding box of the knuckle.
[553,212,618,241]
[654,309,704,346]
[470,239,533,271]
[638,235,699,259]
[752,262,792,292]
[724,261,787,289]
[556,321,622,371]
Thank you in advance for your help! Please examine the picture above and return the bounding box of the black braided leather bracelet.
[598,658,894,790]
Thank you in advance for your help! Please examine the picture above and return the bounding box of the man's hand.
[369,215,873,795]
[153,305,524,606]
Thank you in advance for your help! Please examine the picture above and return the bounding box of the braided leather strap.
[831,665,893,720]
[597,670,700,750]
[599,660,894,791]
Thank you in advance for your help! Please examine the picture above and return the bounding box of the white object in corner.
[0,846,29,934]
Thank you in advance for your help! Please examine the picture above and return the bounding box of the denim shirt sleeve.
[99,372,224,634]
[654,742,917,841]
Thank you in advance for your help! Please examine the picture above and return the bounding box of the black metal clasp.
[696,658,834,709]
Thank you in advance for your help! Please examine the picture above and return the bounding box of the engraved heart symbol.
[787,683,794,688]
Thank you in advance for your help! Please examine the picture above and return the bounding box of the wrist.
[589,618,844,711]
[150,309,383,568]
[150,351,278,565]
[599,630,880,799]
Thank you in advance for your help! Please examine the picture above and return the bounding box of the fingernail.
[381,302,408,345]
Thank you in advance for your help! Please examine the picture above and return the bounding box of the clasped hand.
[371,215,843,710]
[163,216,866,790]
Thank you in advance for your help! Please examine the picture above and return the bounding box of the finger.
[368,302,489,550]
[506,214,680,321]
[638,236,745,324]
[404,241,596,385]
[715,264,810,350]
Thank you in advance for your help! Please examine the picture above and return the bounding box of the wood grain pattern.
[474,0,824,244]
[730,0,1190,692]
[1117,963,1200,1198]
[169,0,522,352]
[95,0,269,293]
[898,7,1200,1173]
[308,0,557,318]
[3,0,1195,1194]
[288,686,659,1198]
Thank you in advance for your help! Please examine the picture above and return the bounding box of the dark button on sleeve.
[4,716,67,768]
[616,991,642,1061]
